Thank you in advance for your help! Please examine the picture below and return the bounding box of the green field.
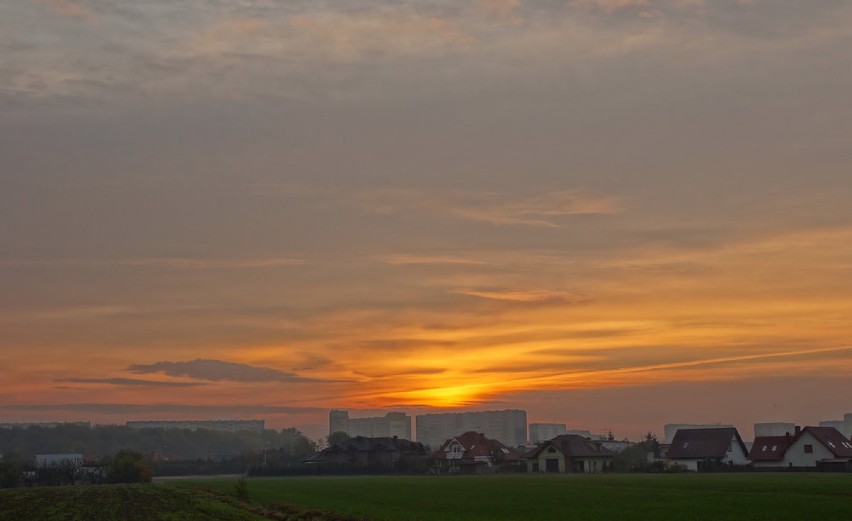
[3,474,852,521]
[172,473,852,521]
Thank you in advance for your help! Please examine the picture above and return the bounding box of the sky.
[2,0,852,442]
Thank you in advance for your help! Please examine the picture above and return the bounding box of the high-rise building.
[0,422,91,430]
[528,423,567,443]
[416,409,527,449]
[819,413,852,438]
[754,422,796,437]
[125,420,264,433]
[328,410,412,440]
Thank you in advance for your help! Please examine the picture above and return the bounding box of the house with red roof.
[747,435,794,469]
[666,427,749,471]
[774,426,852,470]
[523,434,616,474]
[432,431,520,474]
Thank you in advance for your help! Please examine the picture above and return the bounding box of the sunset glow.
[2,0,852,441]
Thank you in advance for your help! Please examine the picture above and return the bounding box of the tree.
[106,450,152,483]
[326,431,351,447]
[0,461,23,488]
[612,433,661,473]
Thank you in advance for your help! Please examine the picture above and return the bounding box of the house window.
[761,445,767,452]
[828,442,836,449]
[682,442,689,449]
[771,445,777,452]
[804,444,813,454]
[545,459,559,473]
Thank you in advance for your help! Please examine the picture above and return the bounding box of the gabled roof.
[666,428,747,460]
[523,435,616,460]
[432,431,519,461]
[801,427,852,458]
[328,436,425,453]
[302,436,427,464]
[748,436,792,461]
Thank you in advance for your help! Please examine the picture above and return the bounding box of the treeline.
[1,450,152,488]
[0,424,316,462]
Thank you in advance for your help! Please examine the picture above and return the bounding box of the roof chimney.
[794,426,801,436]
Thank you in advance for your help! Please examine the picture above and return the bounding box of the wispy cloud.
[54,377,204,388]
[376,254,489,266]
[0,403,324,415]
[127,359,319,383]
[36,0,99,24]
[0,257,305,270]
[357,188,627,227]
[455,289,591,305]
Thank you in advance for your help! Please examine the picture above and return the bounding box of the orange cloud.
[356,188,626,226]
[479,0,524,23]
[37,0,98,23]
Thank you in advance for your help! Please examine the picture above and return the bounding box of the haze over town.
[2,0,852,442]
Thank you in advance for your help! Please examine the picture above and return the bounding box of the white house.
[35,453,84,468]
[778,427,852,469]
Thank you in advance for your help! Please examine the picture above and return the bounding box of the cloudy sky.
[2,0,851,441]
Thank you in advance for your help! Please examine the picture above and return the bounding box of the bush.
[106,450,152,483]
[0,461,23,488]
[234,477,250,502]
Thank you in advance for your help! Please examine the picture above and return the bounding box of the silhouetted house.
[666,427,748,471]
[432,431,520,474]
[523,435,616,474]
[302,436,428,470]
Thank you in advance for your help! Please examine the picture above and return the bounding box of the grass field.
[171,473,852,521]
[3,474,852,520]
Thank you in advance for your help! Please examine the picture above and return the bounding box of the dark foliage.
[0,425,316,467]
[612,432,662,473]
[234,477,250,502]
[106,450,153,483]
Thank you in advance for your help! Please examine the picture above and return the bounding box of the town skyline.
[2,0,852,444]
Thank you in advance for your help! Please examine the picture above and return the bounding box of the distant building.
[328,410,412,440]
[663,423,733,444]
[529,423,566,444]
[818,413,852,438]
[125,420,264,433]
[819,420,845,432]
[666,427,749,471]
[416,410,527,449]
[600,440,632,454]
[302,436,428,470]
[566,429,603,440]
[35,453,84,468]
[431,431,520,474]
[0,422,91,429]
[523,435,616,474]
[754,423,796,438]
